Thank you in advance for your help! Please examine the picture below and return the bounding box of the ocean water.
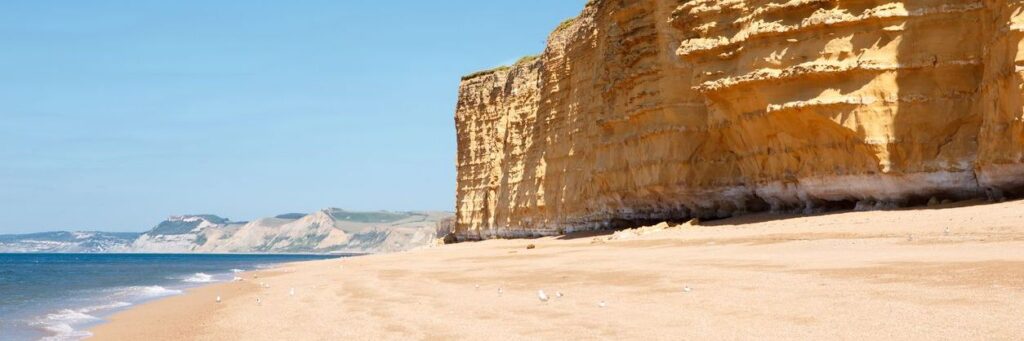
[0,253,343,340]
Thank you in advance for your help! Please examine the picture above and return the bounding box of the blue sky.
[0,1,587,233]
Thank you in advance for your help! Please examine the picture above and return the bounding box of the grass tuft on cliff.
[461,66,511,81]
[555,17,576,32]
[461,54,541,81]
[515,54,540,65]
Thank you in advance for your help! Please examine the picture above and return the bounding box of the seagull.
[598,301,607,308]
[289,288,295,296]
[263,283,270,289]
[555,291,564,298]
[498,288,503,296]
[944,227,951,236]
[216,295,222,303]
[683,286,693,293]
[256,297,262,305]
[538,290,549,302]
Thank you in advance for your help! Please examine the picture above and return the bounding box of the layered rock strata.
[454,0,1024,240]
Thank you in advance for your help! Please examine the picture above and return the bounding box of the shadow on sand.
[555,198,1000,240]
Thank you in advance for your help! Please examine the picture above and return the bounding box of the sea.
[0,253,343,341]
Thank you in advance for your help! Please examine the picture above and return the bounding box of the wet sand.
[91,200,1024,340]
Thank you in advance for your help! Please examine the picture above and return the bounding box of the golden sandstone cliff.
[454,0,1024,240]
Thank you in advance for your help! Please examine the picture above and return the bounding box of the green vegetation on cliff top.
[461,54,541,81]
[461,6,587,81]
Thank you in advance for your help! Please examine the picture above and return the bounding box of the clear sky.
[0,0,587,233]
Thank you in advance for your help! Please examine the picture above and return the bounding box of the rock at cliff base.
[609,219,699,241]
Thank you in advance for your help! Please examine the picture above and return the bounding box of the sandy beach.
[91,200,1024,340]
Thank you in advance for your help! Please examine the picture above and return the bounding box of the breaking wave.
[182,272,215,283]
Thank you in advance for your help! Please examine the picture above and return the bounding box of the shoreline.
[0,252,361,256]
[90,201,1024,340]
[88,261,327,340]
[1,254,338,341]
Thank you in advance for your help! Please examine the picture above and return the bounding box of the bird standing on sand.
[256,297,262,305]
[538,290,549,302]
[216,296,221,303]
[556,291,564,298]
[289,288,295,296]
[598,301,607,308]
[945,227,951,236]
[498,287,503,296]
[683,286,693,293]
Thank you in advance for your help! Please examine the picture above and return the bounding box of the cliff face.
[454,0,1024,240]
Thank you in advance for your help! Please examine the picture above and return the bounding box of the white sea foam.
[120,285,184,299]
[182,272,215,283]
[34,308,102,341]
[33,290,168,340]
[79,301,132,313]
[38,322,93,341]
[231,268,245,273]
[43,309,100,324]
